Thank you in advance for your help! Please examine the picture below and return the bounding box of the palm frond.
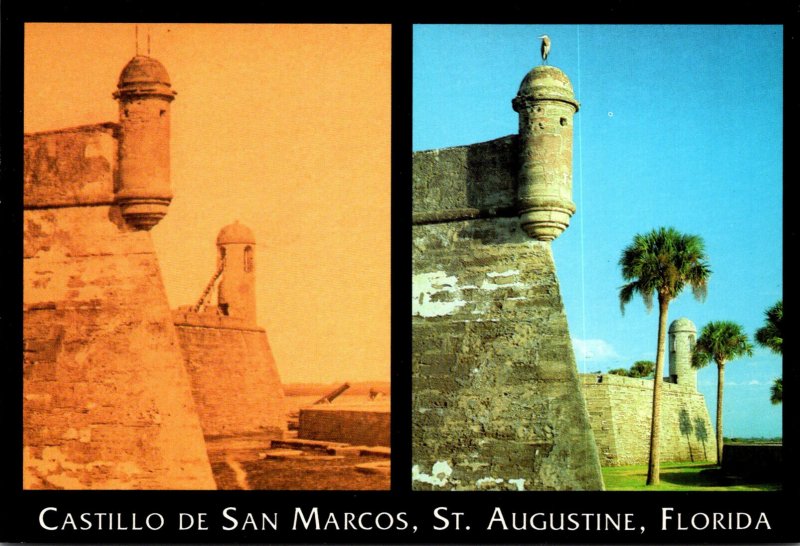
[691,343,713,369]
[755,300,782,355]
[619,282,636,315]
[694,321,753,367]
[618,227,711,313]
[770,377,782,405]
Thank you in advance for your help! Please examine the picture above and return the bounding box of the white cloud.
[716,380,762,387]
[572,338,620,362]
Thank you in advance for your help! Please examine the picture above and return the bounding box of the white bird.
[539,34,551,64]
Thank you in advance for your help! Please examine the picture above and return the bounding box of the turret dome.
[669,317,697,334]
[118,55,172,87]
[513,65,579,111]
[114,55,176,101]
[216,221,256,245]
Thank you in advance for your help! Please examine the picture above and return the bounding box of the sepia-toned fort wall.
[299,404,390,448]
[23,125,216,489]
[173,311,286,439]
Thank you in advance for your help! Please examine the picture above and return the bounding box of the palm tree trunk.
[716,361,725,465]
[646,297,669,486]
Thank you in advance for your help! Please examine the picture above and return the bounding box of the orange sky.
[25,23,391,384]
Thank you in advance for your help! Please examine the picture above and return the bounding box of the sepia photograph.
[23,23,391,490]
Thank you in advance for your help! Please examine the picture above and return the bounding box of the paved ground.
[206,436,390,490]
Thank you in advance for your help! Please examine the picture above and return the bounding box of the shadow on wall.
[694,417,709,461]
[679,408,694,462]
[464,136,519,217]
[459,137,524,246]
[678,408,711,463]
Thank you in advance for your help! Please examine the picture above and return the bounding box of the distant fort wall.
[580,373,716,466]
[173,311,286,439]
[299,405,390,448]
[171,218,287,441]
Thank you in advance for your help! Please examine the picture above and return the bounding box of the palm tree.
[692,321,753,464]
[629,360,655,378]
[755,300,782,355]
[771,377,782,405]
[619,227,711,486]
[756,300,782,407]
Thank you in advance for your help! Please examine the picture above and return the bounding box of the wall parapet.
[299,406,390,448]
[580,373,699,394]
[580,373,715,466]
[24,124,119,209]
[412,135,518,222]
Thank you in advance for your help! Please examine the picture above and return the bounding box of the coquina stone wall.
[23,125,215,489]
[580,374,716,466]
[412,136,604,491]
[173,311,286,439]
[299,405,390,447]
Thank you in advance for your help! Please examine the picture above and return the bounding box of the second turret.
[216,221,257,325]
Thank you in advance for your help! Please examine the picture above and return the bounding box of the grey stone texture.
[412,136,518,223]
[581,374,716,466]
[512,66,579,241]
[669,317,698,389]
[412,134,604,490]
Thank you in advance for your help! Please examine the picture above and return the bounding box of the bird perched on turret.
[539,34,551,64]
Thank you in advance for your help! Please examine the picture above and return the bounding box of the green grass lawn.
[602,461,781,491]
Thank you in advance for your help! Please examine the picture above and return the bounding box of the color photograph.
[412,24,782,491]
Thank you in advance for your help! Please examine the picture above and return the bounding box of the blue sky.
[414,25,783,439]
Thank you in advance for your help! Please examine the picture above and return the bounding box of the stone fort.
[411,60,714,490]
[23,55,286,488]
[581,317,716,467]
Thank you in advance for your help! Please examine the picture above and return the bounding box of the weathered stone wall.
[24,124,118,207]
[299,405,390,447]
[412,136,517,223]
[669,319,697,389]
[24,125,215,489]
[581,374,716,466]
[412,137,604,491]
[173,312,286,439]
